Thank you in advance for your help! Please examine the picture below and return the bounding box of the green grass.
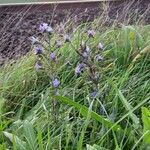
[0,23,150,150]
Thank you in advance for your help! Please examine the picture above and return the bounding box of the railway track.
[0,0,120,5]
[0,0,120,13]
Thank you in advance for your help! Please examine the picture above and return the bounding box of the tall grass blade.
[55,96,122,131]
[117,90,139,128]
[37,125,44,150]
[99,96,150,143]
[77,100,94,150]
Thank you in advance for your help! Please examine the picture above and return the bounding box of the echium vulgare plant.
[30,23,62,119]
[30,23,104,101]
[30,23,61,90]
[70,29,104,99]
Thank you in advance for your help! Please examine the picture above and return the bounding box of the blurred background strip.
[0,0,120,5]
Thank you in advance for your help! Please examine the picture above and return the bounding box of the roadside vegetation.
[0,8,150,150]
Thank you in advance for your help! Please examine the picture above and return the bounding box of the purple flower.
[91,90,97,98]
[87,30,95,38]
[95,55,103,61]
[55,40,62,48]
[39,23,53,34]
[75,63,85,75]
[98,43,104,50]
[29,36,38,45]
[35,62,42,70]
[46,26,53,34]
[50,52,56,61]
[64,34,71,43]
[52,78,60,88]
[39,23,48,32]
[34,46,42,55]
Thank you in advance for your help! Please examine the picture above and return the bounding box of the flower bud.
[91,90,97,98]
[46,26,53,34]
[52,78,60,88]
[55,40,62,48]
[95,55,103,61]
[82,51,89,58]
[39,23,48,32]
[35,62,42,70]
[98,43,104,50]
[34,46,42,55]
[50,52,56,61]
[87,30,95,38]
[64,34,71,43]
[85,45,90,52]
[75,63,85,75]
[29,36,38,45]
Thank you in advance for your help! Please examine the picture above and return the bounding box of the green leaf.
[23,120,38,150]
[142,107,150,144]
[77,101,94,150]
[117,90,139,129]
[55,96,122,132]
[3,131,26,150]
[36,125,44,150]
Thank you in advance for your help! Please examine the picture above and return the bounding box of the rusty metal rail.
[0,0,120,6]
[0,0,121,13]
